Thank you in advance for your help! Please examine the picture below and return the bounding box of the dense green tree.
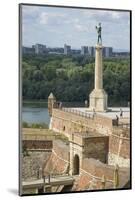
[22,54,130,106]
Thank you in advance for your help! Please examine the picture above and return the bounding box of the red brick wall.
[51,109,130,160]
[53,140,69,161]
[84,136,109,163]
[44,153,68,175]
[44,140,69,175]
[109,135,130,159]
[74,158,130,190]
[51,109,113,136]
[42,140,130,190]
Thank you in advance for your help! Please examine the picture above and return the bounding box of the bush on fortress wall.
[22,121,48,129]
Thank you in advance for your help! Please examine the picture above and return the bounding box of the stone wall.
[51,109,113,137]
[73,158,130,191]
[69,134,109,175]
[83,136,109,163]
[44,140,69,175]
[50,108,130,167]
[41,139,130,191]
[108,127,130,167]
[23,140,53,150]
[22,151,51,181]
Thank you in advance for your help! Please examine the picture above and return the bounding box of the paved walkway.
[64,107,130,120]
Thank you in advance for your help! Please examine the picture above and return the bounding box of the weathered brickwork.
[22,151,51,181]
[108,153,130,168]
[120,139,130,158]
[42,141,130,191]
[44,140,69,176]
[43,143,130,191]
[69,134,109,175]
[23,140,53,150]
[83,136,109,163]
[109,135,130,158]
[51,109,113,137]
[50,108,130,167]
[108,130,130,167]
[53,140,70,161]
[74,158,130,190]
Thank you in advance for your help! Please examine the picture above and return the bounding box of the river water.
[22,101,84,126]
[22,105,50,125]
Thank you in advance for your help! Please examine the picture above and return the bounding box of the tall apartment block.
[81,46,88,55]
[103,47,113,57]
[22,46,35,54]
[34,44,47,55]
[88,46,95,57]
[64,44,71,55]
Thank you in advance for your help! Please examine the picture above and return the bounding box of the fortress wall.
[51,109,113,137]
[22,151,51,181]
[44,152,69,175]
[39,139,130,191]
[53,140,69,161]
[83,136,109,163]
[73,158,130,191]
[109,135,130,158]
[44,140,69,175]
[51,109,130,167]
[120,139,130,158]
[82,158,114,180]
[23,140,53,150]
[108,130,130,167]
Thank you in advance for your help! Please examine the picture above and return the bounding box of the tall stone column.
[89,44,108,112]
[95,45,103,90]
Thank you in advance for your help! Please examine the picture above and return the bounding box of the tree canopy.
[22,54,130,106]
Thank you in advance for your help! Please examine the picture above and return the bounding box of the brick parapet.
[51,108,113,136]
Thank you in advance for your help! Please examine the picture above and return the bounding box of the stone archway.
[73,154,80,175]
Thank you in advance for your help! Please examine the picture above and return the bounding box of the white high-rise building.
[103,47,113,57]
[64,44,71,55]
[34,44,46,54]
[88,46,95,57]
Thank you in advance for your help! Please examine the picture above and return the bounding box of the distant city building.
[113,51,130,58]
[22,43,129,58]
[103,47,113,57]
[34,44,47,54]
[71,49,81,55]
[88,46,95,57]
[47,47,64,54]
[22,46,35,54]
[64,44,71,55]
[81,46,88,55]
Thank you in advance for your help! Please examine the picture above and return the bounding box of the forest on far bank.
[22,54,130,106]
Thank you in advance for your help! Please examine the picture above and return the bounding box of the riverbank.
[23,100,48,108]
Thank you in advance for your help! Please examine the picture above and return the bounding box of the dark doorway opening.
[73,154,80,175]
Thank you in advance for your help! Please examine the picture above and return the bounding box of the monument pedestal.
[89,89,108,112]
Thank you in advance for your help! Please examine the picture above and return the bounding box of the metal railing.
[60,107,94,119]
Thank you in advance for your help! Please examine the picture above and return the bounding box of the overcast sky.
[22,5,130,51]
